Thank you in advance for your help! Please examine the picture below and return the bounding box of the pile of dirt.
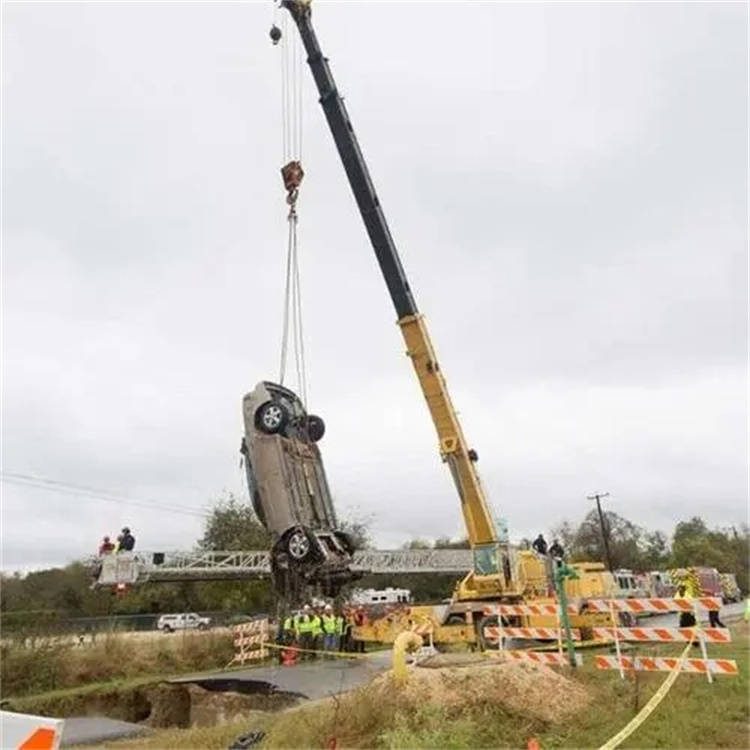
[371,657,590,723]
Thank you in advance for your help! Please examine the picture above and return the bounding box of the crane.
[278,0,516,602]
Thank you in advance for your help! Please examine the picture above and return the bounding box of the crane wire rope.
[275,8,308,406]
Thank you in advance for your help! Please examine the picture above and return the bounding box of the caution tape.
[598,641,691,750]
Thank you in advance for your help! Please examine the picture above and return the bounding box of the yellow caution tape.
[598,641,691,750]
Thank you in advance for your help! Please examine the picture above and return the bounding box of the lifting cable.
[272,7,308,405]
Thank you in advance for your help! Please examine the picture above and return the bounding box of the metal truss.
[92,548,473,586]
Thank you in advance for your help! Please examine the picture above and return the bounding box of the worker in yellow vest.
[322,604,338,656]
[295,605,314,659]
[310,607,323,659]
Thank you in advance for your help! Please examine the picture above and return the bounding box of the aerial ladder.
[278,0,518,605]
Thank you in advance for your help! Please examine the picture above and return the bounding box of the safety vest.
[335,615,344,635]
[322,614,337,634]
[295,615,313,633]
[310,615,322,636]
[283,617,294,633]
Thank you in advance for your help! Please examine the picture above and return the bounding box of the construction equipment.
[278,0,614,645]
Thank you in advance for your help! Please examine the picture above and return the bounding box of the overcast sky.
[2,1,748,572]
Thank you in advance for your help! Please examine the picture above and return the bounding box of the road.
[170,650,393,702]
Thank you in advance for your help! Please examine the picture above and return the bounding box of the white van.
[156,612,211,633]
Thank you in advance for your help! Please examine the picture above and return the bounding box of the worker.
[352,606,367,654]
[98,536,115,556]
[310,606,324,658]
[295,605,314,659]
[548,539,564,561]
[675,585,700,647]
[531,534,548,556]
[118,527,136,552]
[336,609,346,652]
[321,604,338,656]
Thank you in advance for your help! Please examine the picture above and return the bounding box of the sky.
[2,1,748,573]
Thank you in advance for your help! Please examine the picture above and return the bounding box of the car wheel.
[305,414,325,442]
[162,626,173,634]
[198,623,208,631]
[255,400,290,435]
[287,529,313,561]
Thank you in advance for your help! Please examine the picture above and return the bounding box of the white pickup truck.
[156,612,211,633]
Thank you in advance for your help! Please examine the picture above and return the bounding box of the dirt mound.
[371,657,590,723]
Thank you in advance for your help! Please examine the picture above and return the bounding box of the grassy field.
[93,622,749,750]
[0,629,236,697]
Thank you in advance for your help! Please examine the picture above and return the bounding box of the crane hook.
[269,24,282,45]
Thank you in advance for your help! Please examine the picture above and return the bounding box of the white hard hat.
[325,603,332,610]
[303,604,311,611]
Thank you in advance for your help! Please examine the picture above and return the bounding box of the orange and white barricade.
[484,626,581,641]
[488,649,583,667]
[592,627,732,644]
[482,602,581,666]
[229,618,269,665]
[587,598,737,684]
[594,655,738,675]
[584,597,721,614]
[0,711,65,750]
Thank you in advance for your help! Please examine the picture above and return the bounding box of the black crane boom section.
[281,0,418,320]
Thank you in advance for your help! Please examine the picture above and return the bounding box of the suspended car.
[240,380,359,599]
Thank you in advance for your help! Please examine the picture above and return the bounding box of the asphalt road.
[170,650,393,702]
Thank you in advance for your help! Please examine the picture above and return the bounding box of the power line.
[0,470,211,519]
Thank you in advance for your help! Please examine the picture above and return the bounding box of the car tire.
[162,626,173,634]
[287,528,314,562]
[255,400,290,435]
[198,623,208,631]
[305,415,325,442]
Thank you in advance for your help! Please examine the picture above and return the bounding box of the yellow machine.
[280,0,615,647]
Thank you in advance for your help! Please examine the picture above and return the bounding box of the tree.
[198,493,270,551]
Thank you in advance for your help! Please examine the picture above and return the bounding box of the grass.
[94,622,749,750]
[0,630,237,698]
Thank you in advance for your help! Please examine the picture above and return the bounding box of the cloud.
[1,1,747,572]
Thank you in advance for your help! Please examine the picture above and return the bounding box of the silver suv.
[240,381,359,599]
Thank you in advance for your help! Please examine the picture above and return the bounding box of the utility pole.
[587,492,614,572]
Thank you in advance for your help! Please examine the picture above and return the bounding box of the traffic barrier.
[592,626,732,644]
[594,655,738,675]
[585,597,721,613]
[0,711,65,750]
[229,619,269,665]
[488,649,583,667]
[589,599,738,684]
[485,626,581,641]
[483,603,572,617]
